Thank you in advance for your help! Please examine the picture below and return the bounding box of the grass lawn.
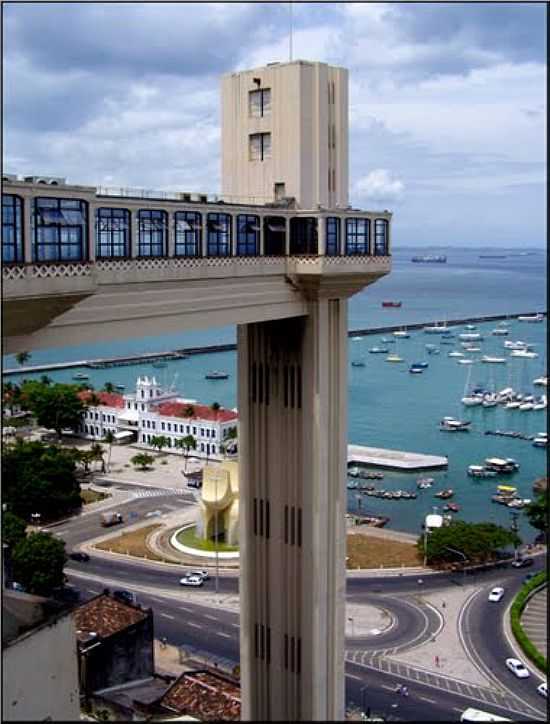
[176,525,239,553]
[95,524,169,562]
[80,489,110,505]
[346,532,423,569]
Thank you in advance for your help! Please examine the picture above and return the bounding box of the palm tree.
[90,442,106,473]
[103,430,115,472]
[184,405,195,418]
[151,435,170,455]
[131,453,154,471]
[211,401,221,411]
[176,434,197,472]
[15,351,31,366]
[103,382,115,393]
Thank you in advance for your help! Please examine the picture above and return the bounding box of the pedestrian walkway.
[345,653,528,718]
[520,585,547,659]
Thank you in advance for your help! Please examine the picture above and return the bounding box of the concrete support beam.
[238,296,347,721]
[23,196,33,263]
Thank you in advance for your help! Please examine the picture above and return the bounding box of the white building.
[79,376,238,458]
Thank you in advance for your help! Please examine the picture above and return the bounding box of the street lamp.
[510,511,520,561]
[348,616,355,638]
[444,545,467,581]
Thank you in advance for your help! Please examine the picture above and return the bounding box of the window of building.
[152,421,156,430]
[345,218,370,255]
[212,430,216,439]
[96,208,130,258]
[249,133,272,161]
[249,88,271,117]
[138,209,167,257]
[374,219,388,256]
[175,211,201,257]
[206,212,231,257]
[186,425,190,434]
[167,423,172,432]
[264,216,286,256]
[326,217,340,256]
[2,194,24,263]
[161,422,165,431]
[290,217,318,255]
[236,214,259,256]
[193,426,197,435]
[33,197,88,262]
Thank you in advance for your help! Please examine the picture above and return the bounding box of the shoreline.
[3,310,545,376]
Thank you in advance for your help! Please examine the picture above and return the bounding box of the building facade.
[79,376,238,458]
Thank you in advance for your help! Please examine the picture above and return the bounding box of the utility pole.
[510,511,520,561]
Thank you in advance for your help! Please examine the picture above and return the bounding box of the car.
[511,557,534,568]
[505,658,530,679]
[69,551,90,563]
[488,587,504,602]
[187,569,210,581]
[112,590,137,605]
[8,581,26,593]
[179,575,204,588]
[537,682,547,698]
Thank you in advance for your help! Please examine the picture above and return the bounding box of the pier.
[3,311,545,376]
[348,444,448,471]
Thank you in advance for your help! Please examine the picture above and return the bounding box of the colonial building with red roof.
[78,376,238,459]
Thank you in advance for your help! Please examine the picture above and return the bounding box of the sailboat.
[461,365,483,406]
[386,335,403,362]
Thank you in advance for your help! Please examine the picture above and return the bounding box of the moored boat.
[351,360,366,367]
[481,356,507,364]
[386,354,403,363]
[440,417,471,432]
[467,465,496,478]
[205,371,230,380]
[382,301,402,307]
[435,489,454,499]
[368,347,389,354]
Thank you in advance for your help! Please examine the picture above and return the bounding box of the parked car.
[187,569,210,581]
[69,551,90,563]
[488,587,504,602]
[537,682,547,698]
[8,581,26,593]
[52,585,81,604]
[511,557,534,568]
[179,574,204,588]
[505,658,530,679]
[112,590,137,605]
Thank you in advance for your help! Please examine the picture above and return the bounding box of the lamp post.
[510,511,520,561]
[444,545,467,581]
[348,616,355,638]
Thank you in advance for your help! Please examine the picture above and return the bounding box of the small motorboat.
[440,417,471,432]
[491,328,509,336]
[435,489,454,499]
[73,372,89,380]
[481,356,507,364]
[386,354,403,363]
[448,351,464,358]
[115,384,126,390]
[409,365,425,374]
[467,465,496,478]
[444,503,460,512]
[369,347,389,354]
[351,360,366,367]
[382,301,402,307]
[458,359,475,365]
[205,371,230,380]
[510,350,538,359]
[393,330,410,338]
[417,477,435,486]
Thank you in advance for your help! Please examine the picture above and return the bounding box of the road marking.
[187,622,202,629]
[453,707,463,713]
[204,614,218,621]
[159,613,175,620]
[381,684,395,692]
[419,696,436,704]
[87,589,100,594]
[346,674,362,681]
[179,606,193,612]
[150,597,164,604]
[217,632,231,638]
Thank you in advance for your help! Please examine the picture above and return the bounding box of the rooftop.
[78,390,125,409]
[159,670,241,721]
[152,401,238,423]
[73,593,148,642]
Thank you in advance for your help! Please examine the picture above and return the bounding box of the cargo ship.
[381,301,402,308]
[411,255,447,263]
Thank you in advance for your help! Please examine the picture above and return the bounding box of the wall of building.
[2,614,80,722]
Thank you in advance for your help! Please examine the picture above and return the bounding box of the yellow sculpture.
[199,461,239,546]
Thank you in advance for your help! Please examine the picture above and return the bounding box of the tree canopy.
[19,380,86,438]
[525,491,548,533]
[12,532,67,595]
[151,435,170,453]
[131,453,154,470]
[2,439,82,521]
[418,520,520,566]
[1,511,27,549]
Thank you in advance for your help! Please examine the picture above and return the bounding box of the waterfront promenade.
[3,310,544,376]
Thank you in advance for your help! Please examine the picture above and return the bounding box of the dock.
[348,444,448,471]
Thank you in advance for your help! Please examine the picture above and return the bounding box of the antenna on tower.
[289,2,293,62]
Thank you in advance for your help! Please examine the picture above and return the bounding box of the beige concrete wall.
[221,61,348,210]
[2,614,80,722]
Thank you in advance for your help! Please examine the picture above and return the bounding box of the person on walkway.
[402,686,409,697]
[435,654,440,667]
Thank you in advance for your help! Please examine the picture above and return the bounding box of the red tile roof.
[73,594,147,641]
[78,390,125,409]
[152,401,238,423]
[160,670,241,721]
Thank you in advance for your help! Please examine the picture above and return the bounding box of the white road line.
[159,613,175,620]
[179,606,193,612]
[204,614,218,621]
[419,696,436,704]
[87,589,100,594]
[217,632,231,638]
[381,684,395,691]
[187,622,202,629]
[346,674,362,681]
[453,707,464,713]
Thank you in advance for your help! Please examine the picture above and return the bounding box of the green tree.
[103,430,115,472]
[15,351,31,366]
[211,401,221,411]
[184,405,195,418]
[12,532,67,596]
[1,512,27,549]
[175,435,197,472]
[103,381,115,393]
[226,426,238,440]
[20,380,86,439]
[90,443,106,472]
[2,440,81,521]
[40,375,52,386]
[525,492,548,534]
[419,520,520,567]
[2,382,21,415]
[131,453,154,470]
[151,435,170,454]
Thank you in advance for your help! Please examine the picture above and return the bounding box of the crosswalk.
[131,487,194,499]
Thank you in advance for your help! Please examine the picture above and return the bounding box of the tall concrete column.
[130,210,138,258]
[22,195,33,263]
[317,216,326,256]
[238,292,348,722]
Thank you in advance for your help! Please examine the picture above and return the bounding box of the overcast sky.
[3,2,547,247]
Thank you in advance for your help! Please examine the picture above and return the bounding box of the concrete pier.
[348,444,448,471]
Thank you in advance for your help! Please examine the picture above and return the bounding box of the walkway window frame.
[2,194,24,264]
[138,209,167,257]
[175,211,202,257]
[33,197,88,263]
[290,217,318,255]
[249,133,272,161]
[206,212,232,257]
[345,218,370,256]
[249,88,271,118]
[374,219,388,256]
[263,216,286,256]
[236,214,260,256]
[96,207,131,259]
[325,217,341,257]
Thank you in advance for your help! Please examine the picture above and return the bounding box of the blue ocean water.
[4,247,547,540]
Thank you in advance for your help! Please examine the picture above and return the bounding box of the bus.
[460,708,512,722]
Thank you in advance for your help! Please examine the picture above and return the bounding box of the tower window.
[249,88,271,117]
[249,133,272,161]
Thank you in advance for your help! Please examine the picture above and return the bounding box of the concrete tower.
[221,60,348,209]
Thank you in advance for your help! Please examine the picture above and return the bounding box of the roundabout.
[169,523,240,560]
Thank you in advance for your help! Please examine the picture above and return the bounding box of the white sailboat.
[461,365,483,406]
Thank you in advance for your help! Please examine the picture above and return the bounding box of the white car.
[537,682,547,698]
[179,575,204,588]
[505,658,530,679]
[488,587,505,602]
[187,569,210,581]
